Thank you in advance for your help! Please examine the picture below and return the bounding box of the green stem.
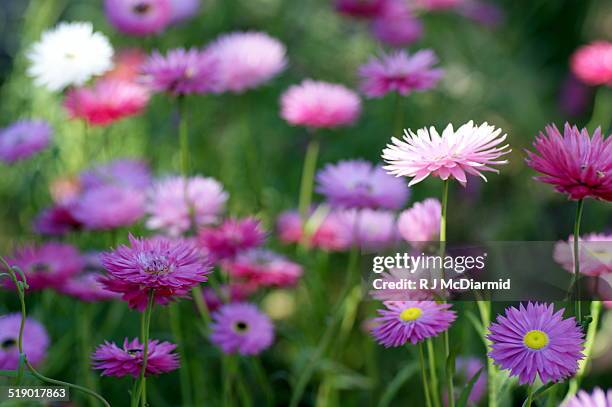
[440,179,449,248]
[298,137,320,220]
[426,340,442,407]
[418,343,433,407]
[525,384,534,407]
[573,199,584,322]
[192,285,211,326]
[586,87,612,133]
[439,179,453,407]
[79,303,98,407]
[132,290,155,407]
[169,303,193,407]
[476,300,497,407]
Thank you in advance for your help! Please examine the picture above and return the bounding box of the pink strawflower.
[334,0,387,18]
[146,176,228,237]
[370,301,456,346]
[100,235,211,310]
[64,79,150,126]
[223,249,303,287]
[359,50,443,98]
[337,209,398,250]
[0,314,49,369]
[276,209,352,251]
[280,80,361,128]
[104,0,171,36]
[414,0,462,10]
[370,0,423,47]
[488,302,584,384]
[570,41,612,87]
[80,159,152,190]
[206,31,287,93]
[0,120,52,164]
[142,48,220,95]
[169,0,200,23]
[198,217,266,262]
[202,283,256,312]
[316,160,409,210]
[60,254,120,302]
[104,49,147,82]
[210,303,275,355]
[4,243,83,291]
[553,234,612,277]
[397,198,441,248]
[70,185,145,230]
[526,123,612,201]
[34,204,82,236]
[92,338,179,377]
[563,387,612,407]
[382,121,510,186]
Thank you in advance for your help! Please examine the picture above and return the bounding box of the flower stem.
[573,199,584,321]
[427,339,442,407]
[439,179,454,407]
[419,343,433,407]
[298,136,320,220]
[586,86,612,133]
[525,384,534,407]
[169,303,193,407]
[476,300,497,407]
[79,303,98,407]
[132,290,155,407]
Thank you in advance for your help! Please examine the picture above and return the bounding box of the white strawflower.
[27,22,114,92]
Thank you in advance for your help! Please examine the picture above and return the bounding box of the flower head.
[370,301,456,346]
[198,217,266,262]
[27,22,114,91]
[277,208,352,251]
[370,0,423,47]
[359,50,443,98]
[0,314,49,369]
[553,234,612,277]
[92,338,179,377]
[70,185,145,230]
[397,198,441,248]
[80,159,152,190]
[104,0,171,36]
[334,0,387,18]
[33,204,82,236]
[223,249,303,287]
[526,123,612,201]
[0,120,52,164]
[280,80,361,128]
[570,41,612,87]
[337,209,398,250]
[210,303,275,355]
[104,49,147,82]
[60,253,120,302]
[206,31,287,93]
[563,387,612,407]
[488,302,584,384]
[146,176,228,237]
[316,160,409,210]
[382,121,510,186]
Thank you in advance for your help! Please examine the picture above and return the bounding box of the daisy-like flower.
[142,48,220,95]
[70,185,145,230]
[169,0,201,23]
[488,302,584,384]
[146,176,228,237]
[198,217,266,262]
[0,120,52,164]
[92,338,179,377]
[553,234,612,277]
[276,209,352,251]
[370,0,423,47]
[64,79,150,126]
[337,209,398,251]
[370,301,456,347]
[334,0,387,18]
[4,243,83,291]
[33,204,82,236]
[526,123,612,201]
[210,303,275,355]
[80,159,152,190]
[359,50,443,98]
[397,198,441,248]
[27,22,114,92]
[570,41,612,87]
[316,160,409,210]
[280,80,361,128]
[563,387,612,407]
[206,31,287,93]
[0,314,49,369]
[104,0,171,36]
[382,121,511,186]
[223,249,303,287]
[100,235,211,310]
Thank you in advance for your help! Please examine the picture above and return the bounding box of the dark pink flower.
[223,249,303,287]
[33,204,82,236]
[334,0,387,18]
[92,338,179,377]
[570,41,612,87]
[198,217,266,262]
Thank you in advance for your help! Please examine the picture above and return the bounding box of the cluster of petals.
[223,249,303,288]
[197,217,266,262]
[570,41,612,87]
[563,387,612,407]
[397,198,441,248]
[92,338,179,377]
[0,314,49,369]
[553,233,612,277]
[210,303,275,355]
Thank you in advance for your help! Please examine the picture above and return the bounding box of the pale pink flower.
[397,198,441,248]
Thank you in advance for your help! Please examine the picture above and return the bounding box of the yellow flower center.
[523,330,549,350]
[399,307,423,321]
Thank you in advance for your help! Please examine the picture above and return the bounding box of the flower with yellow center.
[523,329,549,350]
[400,307,423,321]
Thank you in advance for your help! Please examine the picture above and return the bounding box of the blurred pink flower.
[335,0,387,18]
[570,41,612,86]
[397,198,441,248]
[34,204,82,236]
[198,217,266,262]
[202,283,256,312]
[414,0,462,11]
[337,209,398,251]
[277,208,352,251]
[70,185,145,230]
[370,0,423,47]
[93,338,179,377]
[80,159,152,190]
[104,49,147,82]
[553,233,612,277]
[169,0,200,23]
[0,314,49,369]
[0,120,51,164]
[223,249,303,287]
[104,0,172,36]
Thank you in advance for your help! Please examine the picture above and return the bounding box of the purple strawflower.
[337,209,398,250]
[142,48,220,95]
[80,159,152,190]
[223,249,303,288]
[146,176,228,237]
[104,0,172,36]
[210,303,275,355]
[198,217,266,262]
[370,0,423,47]
[370,301,456,346]
[0,120,52,164]
[0,314,49,369]
[563,388,612,407]
[100,234,211,310]
[488,302,584,384]
[33,204,82,236]
[92,338,179,377]
[4,243,84,290]
[316,160,409,210]
[359,50,443,98]
[70,185,145,230]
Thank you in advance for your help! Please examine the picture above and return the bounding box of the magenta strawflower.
[570,41,612,87]
[397,198,441,248]
[337,209,398,250]
[488,302,584,384]
[206,31,287,93]
[146,176,228,237]
[70,185,145,230]
[280,80,361,128]
[4,243,83,291]
[383,121,510,186]
[142,48,220,95]
[316,160,409,210]
[334,0,387,18]
[80,158,152,190]
[359,50,443,98]
[0,314,49,369]
[0,120,52,164]
[210,303,275,355]
[553,234,612,277]
[198,217,266,262]
[526,123,612,201]
[223,249,303,287]
[100,235,211,310]
[104,0,171,36]
[370,301,456,346]
[92,338,179,377]
[370,0,423,47]
[277,209,352,251]
[34,204,82,236]
[563,387,612,407]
